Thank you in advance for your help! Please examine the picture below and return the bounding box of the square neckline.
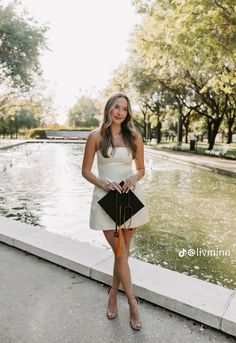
[97,146,130,155]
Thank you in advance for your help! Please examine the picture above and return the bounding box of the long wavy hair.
[99,93,137,158]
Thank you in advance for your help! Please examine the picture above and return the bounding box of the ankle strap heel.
[128,295,142,330]
[106,286,118,320]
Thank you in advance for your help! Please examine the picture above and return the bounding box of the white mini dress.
[89,146,150,231]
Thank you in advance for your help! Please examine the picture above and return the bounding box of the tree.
[0,1,48,92]
[104,58,173,141]
[200,68,236,144]
[67,96,100,127]
[0,96,43,138]
[0,1,49,136]
[132,0,236,149]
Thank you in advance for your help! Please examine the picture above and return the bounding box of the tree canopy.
[67,96,100,128]
[111,0,236,147]
[0,1,48,91]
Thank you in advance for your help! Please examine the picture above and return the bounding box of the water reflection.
[0,143,235,289]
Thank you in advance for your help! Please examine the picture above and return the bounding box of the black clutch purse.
[98,181,144,256]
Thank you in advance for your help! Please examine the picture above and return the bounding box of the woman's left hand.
[122,174,139,193]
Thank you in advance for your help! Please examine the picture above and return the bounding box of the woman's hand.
[122,173,140,193]
[102,179,123,193]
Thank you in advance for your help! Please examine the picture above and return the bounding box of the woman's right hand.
[102,179,122,193]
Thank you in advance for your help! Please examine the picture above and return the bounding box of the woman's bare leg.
[103,229,141,328]
[111,229,135,290]
[105,229,135,314]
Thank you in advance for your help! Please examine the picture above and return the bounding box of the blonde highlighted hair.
[99,93,137,158]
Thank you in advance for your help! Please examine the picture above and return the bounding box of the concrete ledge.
[0,216,110,277]
[0,215,235,337]
[130,258,234,331]
[0,139,86,150]
[221,291,236,337]
[0,140,29,150]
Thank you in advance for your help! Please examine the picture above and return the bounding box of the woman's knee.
[103,230,117,250]
[115,252,128,264]
[123,229,136,252]
[103,229,132,259]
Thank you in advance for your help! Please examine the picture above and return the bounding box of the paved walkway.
[1,242,235,343]
[0,138,27,149]
[144,146,236,177]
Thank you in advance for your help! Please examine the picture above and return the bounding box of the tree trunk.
[227,117,234,144]
[227,129,233,144]
[143,111,147,141]
[183,111,191,143]
[207,121,212,144]
[157,122,162,143]
[208,119,222,150]
[154,125,158,140]
[177,113,183,143]
[184,122,190,143]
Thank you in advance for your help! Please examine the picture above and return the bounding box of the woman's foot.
[106,286,118,320]
[128,296,142,330]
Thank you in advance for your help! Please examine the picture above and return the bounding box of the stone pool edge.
[144,147,236,178]
[0,216,235,337]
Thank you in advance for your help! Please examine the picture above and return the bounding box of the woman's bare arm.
[122,132,145,193]
[134,132,145,180]
[81,131,107,190]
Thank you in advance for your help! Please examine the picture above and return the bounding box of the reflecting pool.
[0,142,235,289]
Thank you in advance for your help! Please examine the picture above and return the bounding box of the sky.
[3,0,140,124]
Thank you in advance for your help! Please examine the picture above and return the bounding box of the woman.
[82,93,149,331]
